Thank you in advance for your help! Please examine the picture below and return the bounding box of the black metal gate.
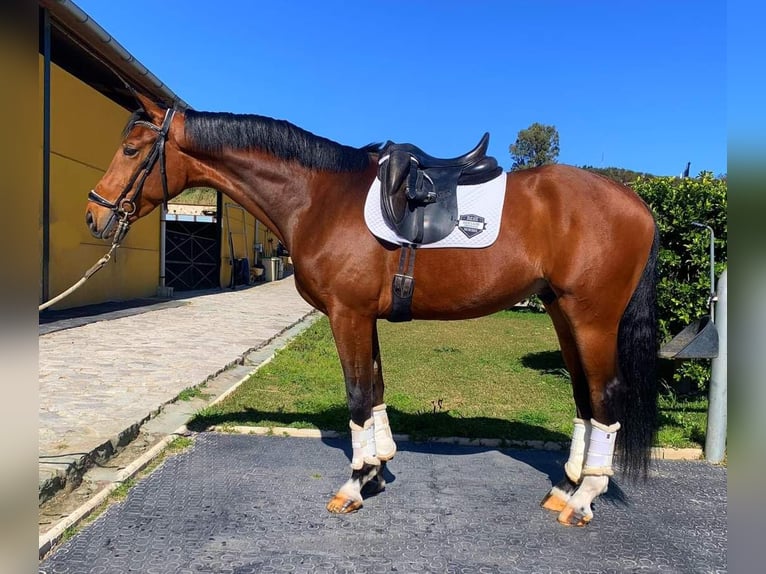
[165,221,220,291]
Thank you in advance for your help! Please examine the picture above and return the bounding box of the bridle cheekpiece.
[88,106,176,241]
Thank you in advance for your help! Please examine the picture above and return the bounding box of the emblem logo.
[457,214,486,238]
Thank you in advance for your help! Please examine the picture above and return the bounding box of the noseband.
[88,107,175,238]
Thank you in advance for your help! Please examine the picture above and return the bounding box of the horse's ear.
[133,91,166,124]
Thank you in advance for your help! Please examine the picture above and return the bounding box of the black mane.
[183,109,380,173]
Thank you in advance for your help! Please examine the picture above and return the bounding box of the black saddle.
[378,133,502,244]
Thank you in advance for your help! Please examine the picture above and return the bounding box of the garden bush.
[631,172,727,391]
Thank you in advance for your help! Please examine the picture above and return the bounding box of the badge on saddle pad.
[457,214,486,238]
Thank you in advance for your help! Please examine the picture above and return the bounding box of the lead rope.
[38,215,131,312]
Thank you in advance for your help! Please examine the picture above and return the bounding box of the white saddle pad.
[364,172,507,248]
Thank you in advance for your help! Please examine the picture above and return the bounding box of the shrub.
[631,172,727,391]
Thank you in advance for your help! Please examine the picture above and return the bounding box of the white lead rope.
[38,217,130,312]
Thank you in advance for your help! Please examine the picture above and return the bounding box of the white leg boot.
[564,417,592,483]
[372,404,397,461]
[542,418,591,511]
[558,419,620,526]
[349,417,380,470]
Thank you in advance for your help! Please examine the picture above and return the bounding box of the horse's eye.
[123,147,139,157]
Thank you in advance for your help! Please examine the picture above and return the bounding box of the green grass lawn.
[190,311,708,448]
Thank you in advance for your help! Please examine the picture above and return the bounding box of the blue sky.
[75,0,726,176]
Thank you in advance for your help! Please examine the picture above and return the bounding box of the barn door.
[165,220,220,291]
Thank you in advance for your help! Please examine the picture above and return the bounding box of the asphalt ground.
[39,433,727,574]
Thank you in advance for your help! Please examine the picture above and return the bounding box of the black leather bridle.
[88,107,176,239]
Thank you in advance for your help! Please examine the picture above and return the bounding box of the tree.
[509,123,560,170]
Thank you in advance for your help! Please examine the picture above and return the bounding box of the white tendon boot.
[564,418,591,483]
[327,418,381,513]
[582,419,621,477]
[349,417,380,470]
[559,419,620,526]
[372,404,397,461]
[542,418,591,511]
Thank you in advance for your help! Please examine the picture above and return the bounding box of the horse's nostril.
[85,210,95,229]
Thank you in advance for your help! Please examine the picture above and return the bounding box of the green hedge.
[631,172,727,391]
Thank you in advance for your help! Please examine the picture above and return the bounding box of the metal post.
[156,207,173,297]
[692,222,716,321]
[705,268,727,463]
[159,207,167,288]
[254,220,260,264]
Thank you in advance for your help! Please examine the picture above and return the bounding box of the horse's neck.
[182,150,376,249]
[185,150,318,248]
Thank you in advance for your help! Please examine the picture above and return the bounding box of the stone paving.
[39,277,315,499]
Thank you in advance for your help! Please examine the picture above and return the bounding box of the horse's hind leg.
[552,310,622,526]
[540,299,593,513]
[325,311,387,513]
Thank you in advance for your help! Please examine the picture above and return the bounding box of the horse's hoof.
[540,491,568,513]
[557,506,592,527]
[326,494,362,514]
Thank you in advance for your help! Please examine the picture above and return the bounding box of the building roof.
[40,0,189,110]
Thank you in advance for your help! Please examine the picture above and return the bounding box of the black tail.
[611,225,660,479]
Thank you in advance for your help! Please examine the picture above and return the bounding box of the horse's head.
[86,93,186,240]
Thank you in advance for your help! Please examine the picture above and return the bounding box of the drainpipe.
[254,220,260,264]
[692,222,716,321]
[42,7,52,304]
[156,207,173,297]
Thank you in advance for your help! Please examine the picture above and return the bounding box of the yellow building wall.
[43,61,161,309]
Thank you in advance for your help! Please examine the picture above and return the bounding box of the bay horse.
[86,93,658,526]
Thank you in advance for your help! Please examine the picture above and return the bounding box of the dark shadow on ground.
[38,279,293,334]
[188,405,631,505]
[188,405,570,445]
[519,350,568,376]
[39,297,183,324]
[187,406,628,505]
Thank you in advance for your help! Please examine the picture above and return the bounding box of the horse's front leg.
[326,312,386,513]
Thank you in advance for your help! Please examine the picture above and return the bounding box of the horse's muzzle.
[85,201,117,240]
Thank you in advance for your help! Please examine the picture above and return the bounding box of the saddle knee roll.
[373,403,397,461]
